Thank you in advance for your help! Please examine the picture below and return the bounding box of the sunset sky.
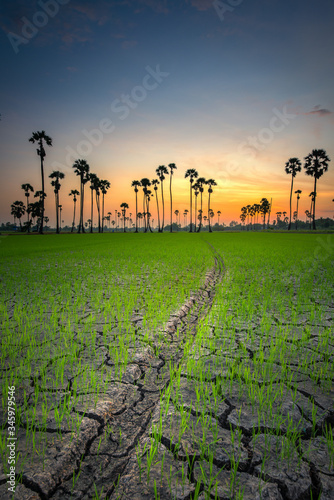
[1,0,334,227]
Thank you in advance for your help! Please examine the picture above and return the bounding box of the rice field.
[0,232,333,499]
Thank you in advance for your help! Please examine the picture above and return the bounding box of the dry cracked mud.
[1,245,333,499]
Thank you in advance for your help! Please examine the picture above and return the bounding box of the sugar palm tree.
[29,131,52,234]
[73,159,90,233]
[174,209,179,231]
[21,183,34,231]
[168,163,177,232]
[49,171,65,234]
[304,149,331,230]
[93,176,102,233]
[193,182,200,232]
[156,165,168,232]
[217,210,221,227]
[196,177,206,232]
[309,192,316,229]
[294,190,302,230]
[206,179,217,232]
[140,178,151,232]
[11,201,25,230]
[100,179,110,233]
[131,180,141,232]
[69,189,79,232]
[88,173,98,233]
[260,198,270,229]
[185,169,198,232]
[285,157,301,230]
[120,202,129,232]
[145,190,153,232]
[151,179,160,232]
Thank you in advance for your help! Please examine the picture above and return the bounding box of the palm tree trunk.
[313,178,317,230]
[40,149,44,234]
[288,176,293,230]
[194,196,197,232]
[155,191,160,231]
[208,192,212,233]
[197,193,203,232]
[135,192,138,233]
[170,175,173,232]
[55,193,59,234]
[72,200,76,232]
[102,194,105,233]
[295,197,299,230]
[161,182,165,231]
[143,193,147,232]
[189,182,193,232]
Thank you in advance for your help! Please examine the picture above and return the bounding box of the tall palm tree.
[304,149,331,230]
[29,131,52,234]
[58,205,63,231]
[11,201,25,231]
[93,177,102,233]
[185,169,198,232]
[151,179,160,232]
[285,157,301,230]
[206,179,217,233]
[120,203,129,232]
[309,192,316,229]
[145,190,153,232]
[73,159,90,233]
[168,163,177,232]
[49,171,65,234]
[156,165,168,232]
[69,189,80,232]
[217,210,221,227]
[21,183,34,231]
[140,178,151,232]
[193,182,200,232]
[174,209,179,231]
[100,179,110,233]
[107,211,112,231]
[294,190,302,230]
[88,173,98,233]
[260,198,270,229]
[196,177,206,232]
[131,180,141,233]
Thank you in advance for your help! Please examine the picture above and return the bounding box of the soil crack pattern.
[0,245,224,499]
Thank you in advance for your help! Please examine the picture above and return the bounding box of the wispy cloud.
[305,105,333,117]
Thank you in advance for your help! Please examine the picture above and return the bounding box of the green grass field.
[1,233,333,499]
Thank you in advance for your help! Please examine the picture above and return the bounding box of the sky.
[1,0,334,227]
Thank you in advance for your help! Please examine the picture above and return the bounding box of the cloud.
[305,106,333,117]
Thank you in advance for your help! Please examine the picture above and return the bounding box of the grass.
[0,232,333,498]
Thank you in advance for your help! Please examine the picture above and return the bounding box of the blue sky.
[1,0,333,226]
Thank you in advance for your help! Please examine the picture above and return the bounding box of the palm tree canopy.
[168,163,177,174]
[185,168,198,181]
[304,149,330,178]
[73,159,90,179]
[29,131,52,147]
[69,189,80,197]
[100,179,111,194]
[285,157,302,176]
[21,183,34,193]
[156,165,168,180]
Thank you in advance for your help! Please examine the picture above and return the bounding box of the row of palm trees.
[285,150,330,230]
[240,198,271,229]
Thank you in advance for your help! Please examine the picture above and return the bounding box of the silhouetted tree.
[69,189,79,232]
[151,179,160,232]
[11,201,25,230]
[100,179,110,233]
[193,182,200,232]
[168,163,177,232]
[156,165,168,232]
[49,170,65,234]
[304,149,331,229]
[260,198,270,229]
[294,190,302,230]
[29,131,52,234]
[120,202,129,232]
[196,177,206,232]
[21,183,34,231]
[285,157,301,230]
[185,169,198,232]
[206,179,217,232]
[73,159,90,233]
[140,178,151,232]
[131,180,141,232]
